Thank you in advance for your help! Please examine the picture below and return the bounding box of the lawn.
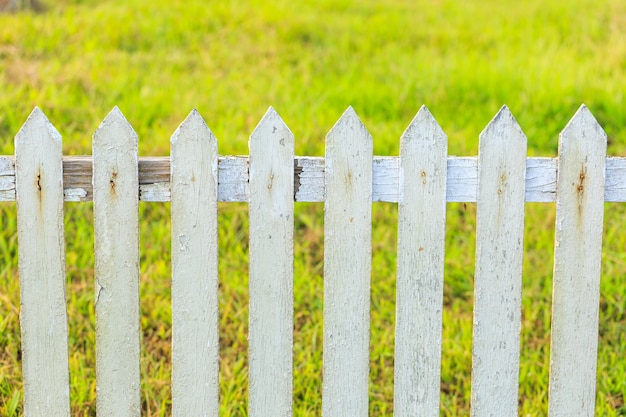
[0,0,625,415]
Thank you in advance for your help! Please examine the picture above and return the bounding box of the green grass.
[1,0,625,415]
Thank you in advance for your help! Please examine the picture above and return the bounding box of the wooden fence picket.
[393,106,447,416]
[549,105,606,416]
[170,110,220,417]
[471,106,527,415]
[15,108,70,417]
[248,108,295,417]
[92,107,141,417]
[322,107,373,417]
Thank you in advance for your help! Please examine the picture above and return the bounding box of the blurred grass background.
[0,0,625,415]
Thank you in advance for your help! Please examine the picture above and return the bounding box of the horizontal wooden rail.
[1,155,626,203]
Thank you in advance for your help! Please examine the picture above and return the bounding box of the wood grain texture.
[15,108,70,417]
[170,110,219,417]
[393,106,447,417]
[248,107,294,417]
[92,107,141,417]
[322,107,372,417]
[549,105,606,417]
[2,155,626,202]
[471,107,527,416]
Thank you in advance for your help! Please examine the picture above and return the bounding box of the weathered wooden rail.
[3,154,626,203]
[2,104,617,416]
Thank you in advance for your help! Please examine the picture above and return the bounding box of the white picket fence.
[0,104,621,416]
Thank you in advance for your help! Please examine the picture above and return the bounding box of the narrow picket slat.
[323,107,372,417]
[471,106,527,415]
[92,107,141,417]
[170,110,219,417]
[248,107,294,417]
[549,105,606,416]
[15,108,70,417]
[394,106,447,416]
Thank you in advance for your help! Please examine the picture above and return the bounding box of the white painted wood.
[393,106,447,416]
[295,156,324,202]
[92,107,141,417]
[15,107,70,417]
[170,110,219,417]
[548,105,606,417]
[471,106,527,416]
[0,156,15,201]
[445,157,477,202]
[322,107,372,417]
[3,155,626,202]
[525,157,557,202]
[605,157,626,202]
[139,182,170,202]
[248,107,294,417]
[218,156,250,202]
[372,156,399,202]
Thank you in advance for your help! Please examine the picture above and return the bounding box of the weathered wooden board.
[2,155,626,202]
[323,107,372,417]
[393,106,447,416]
[15,108,71,417]
[248,107,294,417]
[92,107,141,417]
[549,105,606,416]
[170,110,220,417]
[471,107,526,415]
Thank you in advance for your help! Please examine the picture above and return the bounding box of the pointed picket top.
[479,105,526,148]
[93,106,137,148]
[326,106,372,147]
[560,104,607,149]
[170,108,218,185]
[171,109,216,146]
[400,105,446,148]
[250,106,294,146]
[15,106,62,147]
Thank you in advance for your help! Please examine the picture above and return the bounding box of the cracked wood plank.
[471,107,526,416]
[92,107,141,417]
[322,108,372,417]
[170,110,220,417]
[394,106,447,416]
[15,107,70,417]
[549,105,606,416]
[248,107,294,417]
